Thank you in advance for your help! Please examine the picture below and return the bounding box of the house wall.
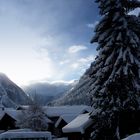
[66,133,83,140]
[48,117,68,137]
[55,120,67,137]
[119,111,140,138]
[0,114,16,130]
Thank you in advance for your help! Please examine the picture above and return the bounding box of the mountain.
[0,73,30,108]
[51,62,95,106]
[22,80,77,105]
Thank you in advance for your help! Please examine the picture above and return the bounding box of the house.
[62,113,93,140]
[44,105,92,137]
[0,108,21,130]
[0,113,16,130]
[55,114,78,128]
[54,114,77,137]
[0,108,53,131]
[0,105,92,138]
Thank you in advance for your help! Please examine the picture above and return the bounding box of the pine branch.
[124,0,140,12]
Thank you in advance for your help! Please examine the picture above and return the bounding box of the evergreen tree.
[90,0,140,139]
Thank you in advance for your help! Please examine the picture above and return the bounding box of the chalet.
[62,113,93,140]
[55,114,78,128]
[0,105,93,139]
[0,109,21,130]
[0,113,17,130]
[53,114,77,137]
[0,108,53,131]
[44,106,92,137]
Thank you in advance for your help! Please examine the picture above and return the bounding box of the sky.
[0,0,139,86]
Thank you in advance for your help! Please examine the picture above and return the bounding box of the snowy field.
[122,133,140,140]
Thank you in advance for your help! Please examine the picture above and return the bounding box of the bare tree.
[16,100,49,131]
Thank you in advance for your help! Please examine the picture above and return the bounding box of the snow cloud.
[70,55,95,72]
[68,45,87,53]
[87,21,99,29]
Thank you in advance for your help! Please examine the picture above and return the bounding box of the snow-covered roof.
[55,114,78,128]
[62,113,93,134]
[0,108,21,121]
[5,109,22,121]
[44,105,92,117]
[0,108,52,123]
[0,111,5,120]
[7,129,33,132]
[122,133,140,140]
[45,116,52,123]
[0,131,52,139]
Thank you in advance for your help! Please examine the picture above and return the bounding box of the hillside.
[0,73,30,108]
[51,62,95,106]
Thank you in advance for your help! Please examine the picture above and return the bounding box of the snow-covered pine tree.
[90,0,140,139]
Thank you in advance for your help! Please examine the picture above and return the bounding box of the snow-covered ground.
[0,131,52,140]
[122,133,140,140]
[53,138,68,140]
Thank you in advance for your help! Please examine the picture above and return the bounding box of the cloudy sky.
[0,0,139,86]
[0,0,100,85]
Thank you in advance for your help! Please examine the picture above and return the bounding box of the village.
[1,0,140,139]
[0,105,93,140]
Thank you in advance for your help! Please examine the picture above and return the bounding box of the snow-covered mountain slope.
[22,80,77,105]
[51,62,95,106]
[0,73,30,108]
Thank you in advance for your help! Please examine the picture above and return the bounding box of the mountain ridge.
[0,73,31,108]
[51,62,95,106]
[22,80,78,105]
